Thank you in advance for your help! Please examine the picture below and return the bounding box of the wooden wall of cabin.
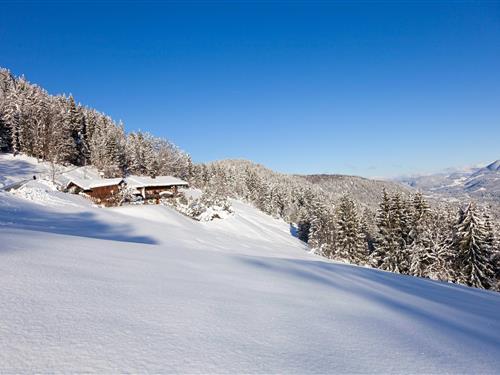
[87,185,121,205]
[143,186,175,198]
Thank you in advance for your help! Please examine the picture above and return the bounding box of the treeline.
[0,68,192,179]
[191,160,500,291]
[1,67,498,291]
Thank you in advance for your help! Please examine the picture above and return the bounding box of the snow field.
[0,154,499,373]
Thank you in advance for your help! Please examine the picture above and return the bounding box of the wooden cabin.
[126,175,189,202]
[65,178,125,206]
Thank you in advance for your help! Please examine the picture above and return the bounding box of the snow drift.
[0,155,499,373]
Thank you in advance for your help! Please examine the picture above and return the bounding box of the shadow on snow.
[0,199,157,245]
[239,255,500,351]
[0,159,41,186]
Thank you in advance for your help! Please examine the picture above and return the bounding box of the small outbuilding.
[126,176,189,201]
[65,178,125,205]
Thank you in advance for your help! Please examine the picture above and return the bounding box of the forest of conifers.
[1,67,498,291]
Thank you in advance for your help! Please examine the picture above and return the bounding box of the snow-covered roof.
[55,166,105,188]
[126,176,189,189]
[66,178,124,190]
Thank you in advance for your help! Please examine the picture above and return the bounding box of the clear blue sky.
[1,1,499,177]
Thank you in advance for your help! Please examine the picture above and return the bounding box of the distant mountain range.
[396,159,500,216]
[298,159,499,219]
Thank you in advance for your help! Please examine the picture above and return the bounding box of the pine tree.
[66,95,86,165]
[268,183,287,218]
[453,202,495,289]
[0,117,10,151]
[372,190,400,271]
[53,95,80,164]
[0,69,13,151]
[409,193,434,277]
[126,131,151,175]
[371,191,413,274]
[410,226,436,278]
[388,192,411,273]
[371,189,393,268]
[89,116,126,177]
[296,208,311,244]
[2,78,26,154]
[484,211,499,290]
[244,169,265,207]
[360,207,376,254]
[429,225,454,281]
[307,196,335,258]
[185,155,194,182]
[409,192,430,242]
[335,195,367,264]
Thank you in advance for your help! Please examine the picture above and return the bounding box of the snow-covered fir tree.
[0,69,13,150]
[453,202,495,289]
[65,95,86,164]
[126,131,153,176]
[372,190,396,269]
[335,195,367,264]
[408,193,434,277]
[425,211,456,281]
[307,193,335,258]
[484,211,499,289]
[388,192,411,273]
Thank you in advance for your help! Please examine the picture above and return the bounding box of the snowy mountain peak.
[486,159,500,172]
[396,159,500,220]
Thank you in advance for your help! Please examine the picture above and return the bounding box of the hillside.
[300,173,414,210]
[1,156,500,372]
[2,67,498,294]
[209,160,414,211]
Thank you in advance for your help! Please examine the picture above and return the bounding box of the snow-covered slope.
[0,153,103,190]
[0,153,47,189]
[1,157,500,373]
[301,173,414,210]
[485,160,500,172]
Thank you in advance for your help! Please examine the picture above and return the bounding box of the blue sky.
[1,1,499,177]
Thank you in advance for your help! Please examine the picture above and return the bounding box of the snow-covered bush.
[187,190,233,221]
[163,188,233,222]
[118,185,142,205]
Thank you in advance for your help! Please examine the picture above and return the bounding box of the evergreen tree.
[46,95,81,164]
[484,212,499,290]
[388,192,411,273]
[296,209,311,244]
[372,190,397,270]
[2,78,25,154]
[0,69,13,151]
[307,195,335,257]
[89,116,126,177]
[429,228,453,280]
[126,131,151,175]
[409,192,430,242]
[268,183,287,218]
[335,195,367,264]
[66,95,86,164]
[185,155,194,182]
[360,207,376,254]
[453,202,494,289]
[409,193,434,277]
